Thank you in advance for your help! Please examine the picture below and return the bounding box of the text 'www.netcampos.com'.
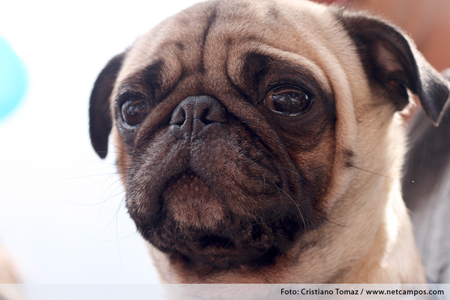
[280,287,445,297]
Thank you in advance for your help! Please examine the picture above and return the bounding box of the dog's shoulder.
[403,70,450,282]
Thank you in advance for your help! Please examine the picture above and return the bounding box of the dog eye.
[121,99,150,126]
[266,86,313,116]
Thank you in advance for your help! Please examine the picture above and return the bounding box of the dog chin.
[162,171,227,228]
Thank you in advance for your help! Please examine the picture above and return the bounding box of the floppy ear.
[89,53,125,158]
[336,11,450,125]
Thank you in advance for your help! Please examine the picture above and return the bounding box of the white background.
[0,0,201,284]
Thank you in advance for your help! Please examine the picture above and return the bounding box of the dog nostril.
[199,107,213,125]
[171,107,186,126]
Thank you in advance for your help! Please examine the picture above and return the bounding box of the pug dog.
[89,0,450,283]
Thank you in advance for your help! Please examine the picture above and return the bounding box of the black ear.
[336,11,450,125]
[89,53,125,158]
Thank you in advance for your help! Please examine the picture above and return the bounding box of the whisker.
[48,171,126,182]
[52,197,119,207]
[322,216,347,228]
[348,164,399,179]
[266,178,307,232]
[93,195,127,238]
[98,175,129,216]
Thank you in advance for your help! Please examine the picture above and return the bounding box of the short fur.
[89,0,450,283]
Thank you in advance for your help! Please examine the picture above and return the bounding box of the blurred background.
[0,0,449,288]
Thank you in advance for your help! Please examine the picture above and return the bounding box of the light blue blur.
[0,36,28,121]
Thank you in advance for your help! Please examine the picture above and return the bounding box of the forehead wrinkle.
[199,5,218,75]
[227,42,332,96]
[199,0,285,78]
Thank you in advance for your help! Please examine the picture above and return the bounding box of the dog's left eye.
[266,86,313,116]
[121,99,150,126]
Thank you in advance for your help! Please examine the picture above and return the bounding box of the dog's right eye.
[121,99,150,126]
[265,86,313,116]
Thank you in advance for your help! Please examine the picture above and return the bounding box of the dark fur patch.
[344,149,355,168]
[119,59,164,106]
[268,6,279,20]
[89,53,126,158]
[175,42,185,51]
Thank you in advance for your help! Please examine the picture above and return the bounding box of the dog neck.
[328,117,426,283]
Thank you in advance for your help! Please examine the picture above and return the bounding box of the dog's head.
[89,0,449,283]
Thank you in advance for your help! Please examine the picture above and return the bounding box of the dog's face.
[89,0,449,283]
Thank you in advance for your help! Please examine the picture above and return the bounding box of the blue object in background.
[0,36,28,121]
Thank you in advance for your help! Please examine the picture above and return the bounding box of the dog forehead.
[119,0,341,78]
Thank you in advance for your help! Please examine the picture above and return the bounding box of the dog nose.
[170,96,228,137]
